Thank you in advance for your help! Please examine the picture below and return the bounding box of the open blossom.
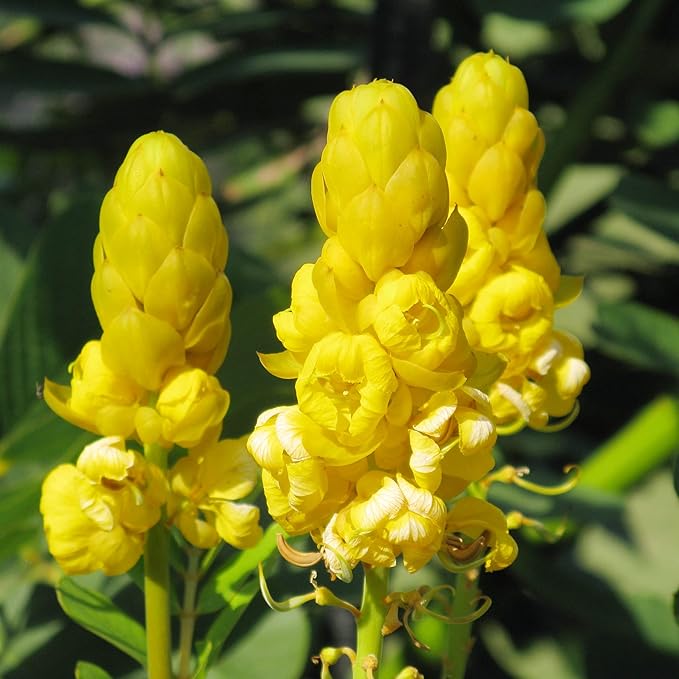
[167,436,262,550]
[40,437,167,575]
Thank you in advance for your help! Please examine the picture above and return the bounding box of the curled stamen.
[445,530,490,563]
[419,303,448,340]
[258,562,360,617]
[511,464,580,496]
[534,401,581,433]
[277,533,323,568]
[505,510,568,543]
[320,542,354,583]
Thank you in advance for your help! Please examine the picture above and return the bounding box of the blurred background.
[1,1,678,677]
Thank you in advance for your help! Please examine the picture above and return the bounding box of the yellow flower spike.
[40,437,167,575]
[258,564,360,617]
[93,131,232,377]
[313,80,449,281]
[43,340,147,439]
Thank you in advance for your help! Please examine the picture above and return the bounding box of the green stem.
[580,394,679,492]
[353,565,390,679]
[144,443,172,679]
[178,547,201,679]
[441,571,480,679]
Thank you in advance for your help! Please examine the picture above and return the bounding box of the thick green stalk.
[178,548,201,679]
[144,443,172,679]
[353,566,390,679]
[441,571,479,679]
[580,394,679,492]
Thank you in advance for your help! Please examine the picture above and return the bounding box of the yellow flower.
[135,366,229,448]
[467,266,553,368]
[318,472,447,577]
[296,332,398,450]
[442,496,518,572]
[168,435,262,549]
[40,436,167,575]
[408,387,496,497]
[92,131,231,376]
[43,340,147,439]
[312,80,449,281]
[358,270,474,391]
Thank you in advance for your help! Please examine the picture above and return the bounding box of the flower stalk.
[441,571,480,679]
[143,443,172,679]
[178,547,202,679]
[354,566,390,679]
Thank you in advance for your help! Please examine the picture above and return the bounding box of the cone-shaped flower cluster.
[41,132,261,574]
[433,52,590,431]
[248,81,516,580]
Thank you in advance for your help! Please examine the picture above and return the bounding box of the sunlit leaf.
[634,99,679,148]
[544,164,623,234]
[56,577,146,666]
[75,661,114,679]
[469,0,631,24]
[206,608,311,679]
[610,174,679,242]
[0,620,63,674]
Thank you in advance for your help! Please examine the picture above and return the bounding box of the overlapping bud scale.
[249,79,515,581]
[433,52,590,431]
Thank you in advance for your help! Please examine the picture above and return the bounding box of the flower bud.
[313,81,449,281]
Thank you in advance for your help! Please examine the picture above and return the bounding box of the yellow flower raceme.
[91,131,232,379]
[433,51,589,430]
[40,437,167,575]
[442,496,518,572]
[312,80,449,281]
[168,435,262,549]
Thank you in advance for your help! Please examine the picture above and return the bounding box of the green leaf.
[195,522,281,676]
[469,0,631,24]
[206,608,311,679]
[75,661,114,679]
[0,196,100,435]
[174,47,361,99]
[544,164,623,234]
[0,620,63,674]
[56,577,146,666]
[610,174,679,243]
[594,302,679,375]
[634,99,679,148]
